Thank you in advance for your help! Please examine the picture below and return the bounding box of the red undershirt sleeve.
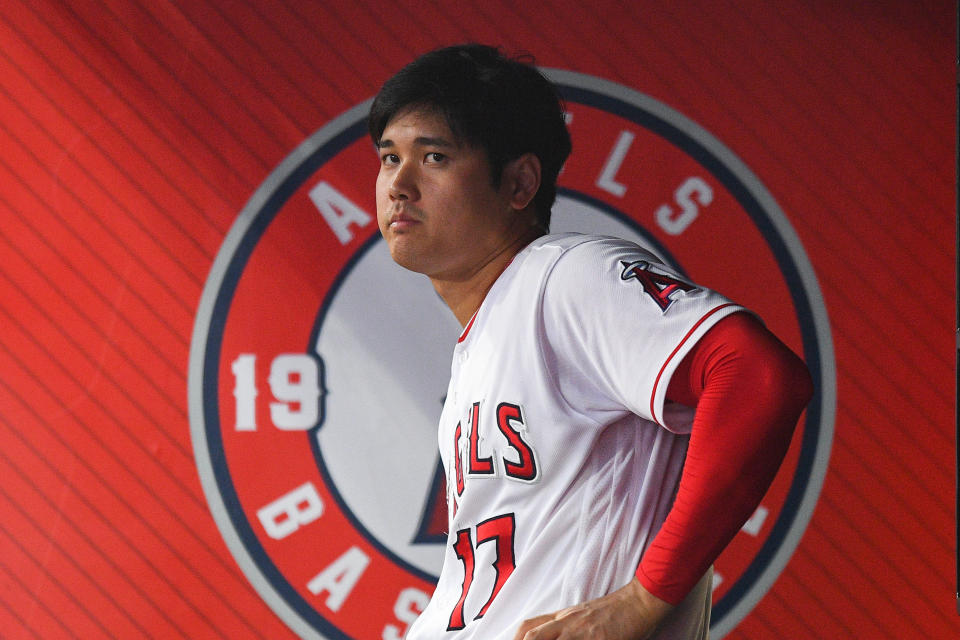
[635,311,814,605]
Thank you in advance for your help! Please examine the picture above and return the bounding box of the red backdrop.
[0,1,954,639]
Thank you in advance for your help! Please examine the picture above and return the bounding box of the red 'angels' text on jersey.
[405,234,744,640]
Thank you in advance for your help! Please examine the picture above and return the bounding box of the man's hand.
[511,578,674,640]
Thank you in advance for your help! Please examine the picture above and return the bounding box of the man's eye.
[382,153,399,165]
[425,152,445,163]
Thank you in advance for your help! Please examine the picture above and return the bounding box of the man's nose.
[389,163,419,201]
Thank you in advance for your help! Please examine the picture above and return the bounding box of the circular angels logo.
[189,70,835,639]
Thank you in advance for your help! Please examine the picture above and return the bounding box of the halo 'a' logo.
[619,260,697,312]
[189,70,835,639]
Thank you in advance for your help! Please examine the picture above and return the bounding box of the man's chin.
[387,245,430,275]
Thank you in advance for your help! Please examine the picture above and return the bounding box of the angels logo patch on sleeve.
[619,259,697,312]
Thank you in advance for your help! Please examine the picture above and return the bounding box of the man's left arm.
[513,311,813,640]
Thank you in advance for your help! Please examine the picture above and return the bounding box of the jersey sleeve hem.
[648,302,743,430]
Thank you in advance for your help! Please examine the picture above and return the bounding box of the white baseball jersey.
[405,233,743,640]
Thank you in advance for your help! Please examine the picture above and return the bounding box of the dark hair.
[368,44,572,229]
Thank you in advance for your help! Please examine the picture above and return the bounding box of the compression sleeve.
[635,311,813,605]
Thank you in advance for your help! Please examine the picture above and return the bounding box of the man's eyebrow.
[376,136,456,149]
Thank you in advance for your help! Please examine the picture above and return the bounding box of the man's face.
[375,108,519,280]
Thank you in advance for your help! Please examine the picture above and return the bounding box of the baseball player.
[369,44,812,640]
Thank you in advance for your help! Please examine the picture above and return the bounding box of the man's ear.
[504,153,541,211]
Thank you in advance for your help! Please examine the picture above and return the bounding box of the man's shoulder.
[533,232,659,260]
[530,231,634,251]
[521,232,661,286]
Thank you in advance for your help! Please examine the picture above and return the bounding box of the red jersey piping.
[649,302,738,425]
[457,311,478,343]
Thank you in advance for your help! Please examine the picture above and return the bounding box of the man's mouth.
[389,209,420,229]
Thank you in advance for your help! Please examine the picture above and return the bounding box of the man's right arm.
[636,311,813,605]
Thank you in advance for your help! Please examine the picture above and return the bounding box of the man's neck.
[431,227,544,327]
